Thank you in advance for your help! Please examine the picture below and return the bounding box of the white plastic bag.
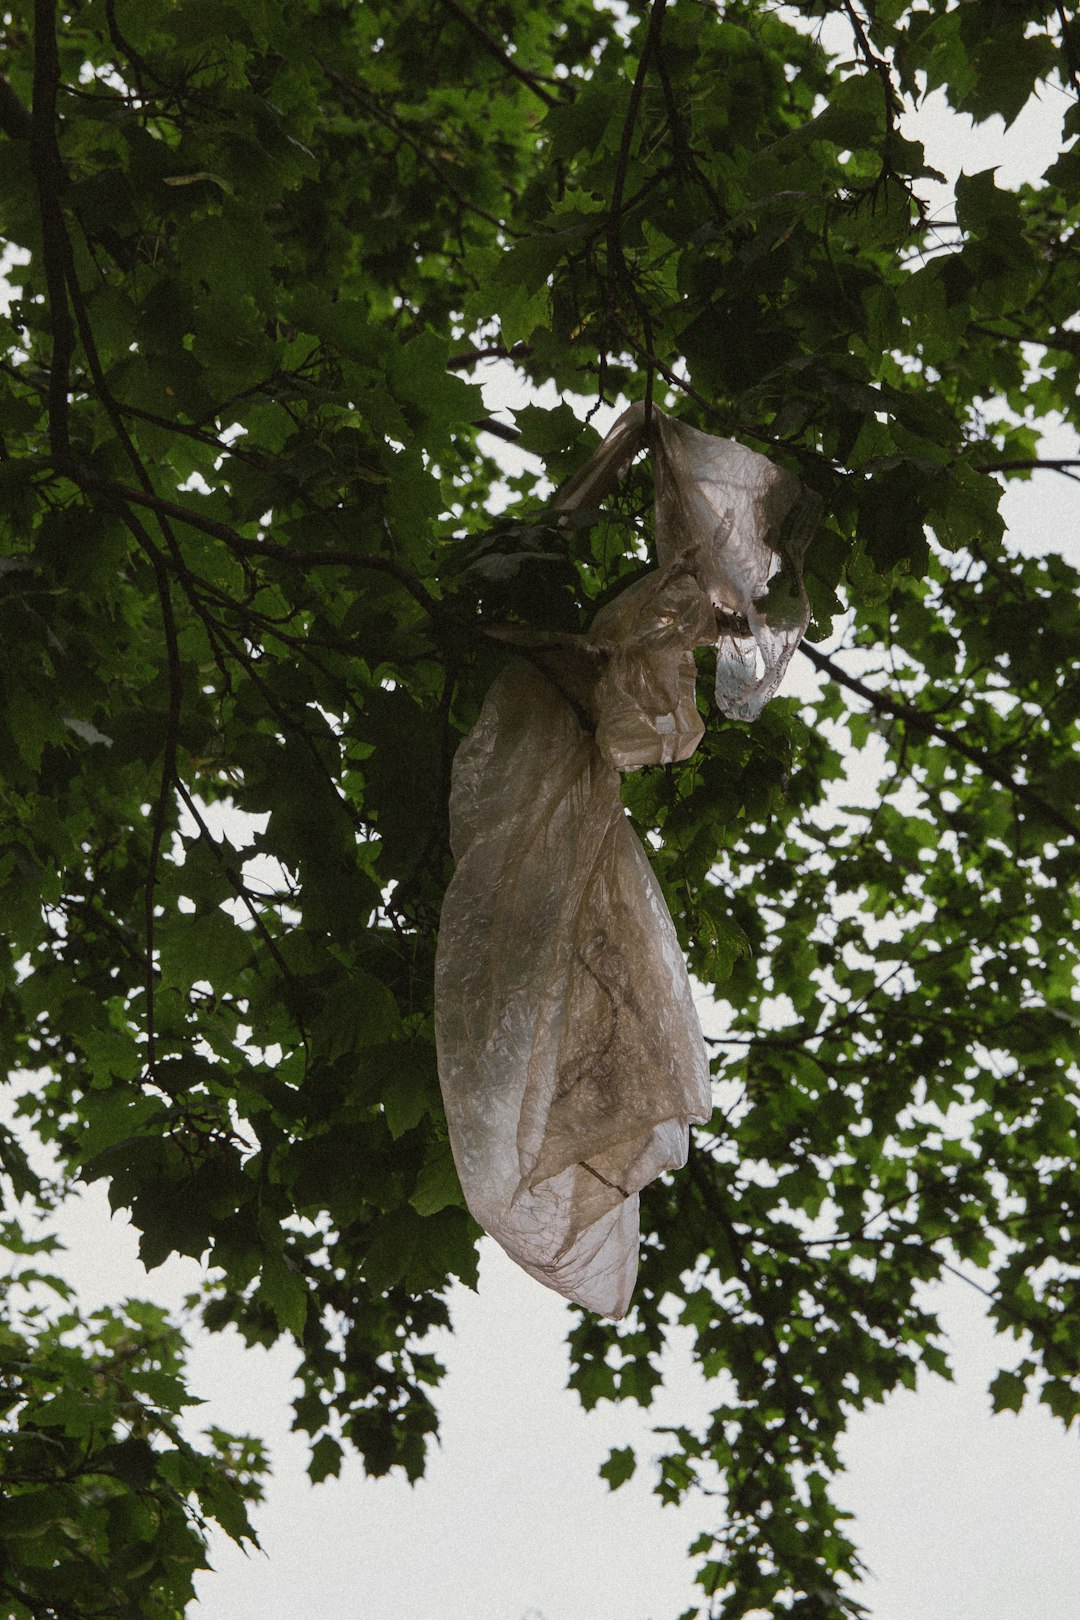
[433,405,820,1316]
[434,658,712,1318]
[650,409,822,721]
[557,402,823,721]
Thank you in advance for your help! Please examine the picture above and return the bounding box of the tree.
[0,0,1078,1613]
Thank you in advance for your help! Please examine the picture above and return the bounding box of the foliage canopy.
[1,0,1079,1614]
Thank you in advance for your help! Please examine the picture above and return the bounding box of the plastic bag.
[434,657,712,1318]
[434,405,820,1316]
[557,402,823,721]
[588,562,716,770]
[650,409,822,721]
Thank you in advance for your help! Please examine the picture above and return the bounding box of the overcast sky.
[13,28,1080,1620]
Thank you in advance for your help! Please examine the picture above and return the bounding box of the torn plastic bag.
[556,402,823,721]
[434,648,712,1319]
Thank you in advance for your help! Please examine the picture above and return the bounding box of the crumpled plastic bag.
[434,654,712,1318]
[588,561,716,769]
[558,401,823,722]
[434,404,821,1317]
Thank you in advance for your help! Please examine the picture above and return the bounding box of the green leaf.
[260,1249,308,1338]
[0,1488,74,1541]
[988,1369,1026,1415]
[381,1045,441,1140]
[598,1445,637,1490]
[94,1437,158,1489]
[308,1434,344,1484]
[410,1141,465,1217]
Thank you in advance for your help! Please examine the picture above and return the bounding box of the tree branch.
[447,342,534,372]
[610,0,669,261]
[30,0,75,463]
[435,0,559,108]
[70,465,446,612]
[475,414,521,442]
[135,524,182,1083]
[1056,1,1080,100]
[837,0,901,142]
[687,1148,808,1421]
[317,59,516,235]
[976,456,1080,485]
[0,74,33,139]
[800,641,1080,843]
[172,776,299,997]
[607,0,669,422]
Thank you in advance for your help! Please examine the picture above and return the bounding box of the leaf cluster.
[0,1217,265,1618]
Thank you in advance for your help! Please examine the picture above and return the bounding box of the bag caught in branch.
[434,404,821,1316]
[558,401,823,722]
[435,655,712,1318]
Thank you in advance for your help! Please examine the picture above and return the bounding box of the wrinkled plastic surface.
[559,402,823,721]
[435,660,712,1318]
[650,409,822,721]
[434,405,820,1316]
[588,564,716,770]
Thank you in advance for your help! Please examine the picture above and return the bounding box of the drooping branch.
[801,641,1080,843]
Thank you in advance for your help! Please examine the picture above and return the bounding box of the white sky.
[8,25,1080,1620]
[49,1188,1080,1620]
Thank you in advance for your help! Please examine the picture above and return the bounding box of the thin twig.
[318,59,514,234]
[436,0,559,108]
[800,641,1080,843]
[172,777,299,995]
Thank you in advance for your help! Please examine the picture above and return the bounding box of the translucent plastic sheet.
[558,402,823,722]
[434,658,712,1318]
[434,405,821,1316]
[651,410,822,721]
